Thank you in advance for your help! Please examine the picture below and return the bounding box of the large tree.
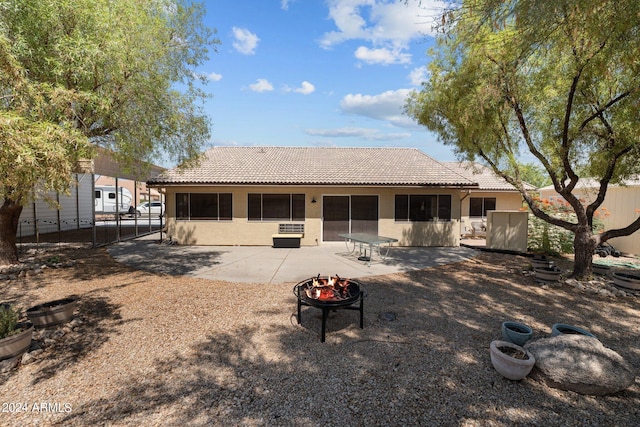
[406,0,640,278]
[0,0,218,264]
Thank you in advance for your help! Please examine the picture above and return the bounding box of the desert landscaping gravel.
[1,244,640,426]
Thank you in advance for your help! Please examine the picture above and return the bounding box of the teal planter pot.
[551,323,597,339]
[502,321,533,346]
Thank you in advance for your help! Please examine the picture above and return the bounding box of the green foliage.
[528,215,574,256]
[0,0,219,262]
[527,198,607,256]
[406,0,640,276]
[0,305,20,340]
[517,162,551,189]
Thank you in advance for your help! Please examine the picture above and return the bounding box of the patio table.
[338,233,398,265]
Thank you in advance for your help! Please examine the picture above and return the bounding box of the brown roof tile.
[444,162,534,191]
[149,147,478,187]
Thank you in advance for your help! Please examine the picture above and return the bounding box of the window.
[395,194,451,221]
[248,193,305,221]
[469,197,496,217]
[175,193,232,220]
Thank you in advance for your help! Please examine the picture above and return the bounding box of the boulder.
[524,335,636,395]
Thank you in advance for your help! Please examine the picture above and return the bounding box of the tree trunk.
[0,199,23,265]
[573,227,597,279]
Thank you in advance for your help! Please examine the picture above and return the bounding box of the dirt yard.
[1,245,639,426]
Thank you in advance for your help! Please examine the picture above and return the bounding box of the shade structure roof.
[148,146,478,188]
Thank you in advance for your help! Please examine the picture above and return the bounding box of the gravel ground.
[1,245,640,426]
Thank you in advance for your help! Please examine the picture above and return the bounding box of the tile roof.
[148,147,478,187]
[444,162,534,191]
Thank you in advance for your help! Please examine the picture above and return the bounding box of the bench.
[272,223,304,248]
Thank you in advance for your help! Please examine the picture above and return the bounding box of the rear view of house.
[148,147,487,247]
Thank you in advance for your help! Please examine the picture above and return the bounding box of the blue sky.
[195,0,454,162]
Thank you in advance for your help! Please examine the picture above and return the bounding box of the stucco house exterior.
[147,147,526,247]
[444,162,531,237]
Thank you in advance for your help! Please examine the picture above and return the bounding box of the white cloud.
[305,127,410,141]
[232,27,260,55]
[354,46,411,65]
[206,72,223,82]
[320,0,446,49]
[249,78,274,92]
[408,66,429,86]
[281,0,296,10]
[294,81,316,95]
[340,89,418,128]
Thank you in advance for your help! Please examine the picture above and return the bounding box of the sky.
[192,0,455,163]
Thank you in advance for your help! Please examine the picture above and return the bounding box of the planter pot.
[0,322,33,361]
[612,272,640,291]
[592,264,611,276]
[531,258,554,269]
[551,323,597,339]
[26,298,78,328]
[501,321,533,346]
[534,267,562,282]
[490,340,536,380]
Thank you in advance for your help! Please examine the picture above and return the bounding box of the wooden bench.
[272,224,304,248]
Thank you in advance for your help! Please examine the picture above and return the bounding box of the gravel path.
[1,246,639,426]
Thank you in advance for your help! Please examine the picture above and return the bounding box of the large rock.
[524,335,636,395]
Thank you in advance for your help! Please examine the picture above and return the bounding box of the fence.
[17,216,164,249]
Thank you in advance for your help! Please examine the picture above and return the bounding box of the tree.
[516,162,551,189]
[0,0,218,264]
[406,0,640,278]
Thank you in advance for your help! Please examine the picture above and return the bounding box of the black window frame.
[247,193,305,221]
[469,197,496,217]
[394,194,452,222]
[175,192,232,220]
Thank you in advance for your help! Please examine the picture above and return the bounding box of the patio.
[107,235,479,283]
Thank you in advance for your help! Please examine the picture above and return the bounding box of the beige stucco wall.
[163,185,463,247]
[539,185,640,256]
[458,191,524,236]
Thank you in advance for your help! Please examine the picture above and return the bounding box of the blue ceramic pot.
[501,321,533,346]
[551,323,597,339]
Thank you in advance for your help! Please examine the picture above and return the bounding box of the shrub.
[0,305,20,340]
[526,197,608,256]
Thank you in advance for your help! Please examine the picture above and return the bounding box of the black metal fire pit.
[293,275,364,343]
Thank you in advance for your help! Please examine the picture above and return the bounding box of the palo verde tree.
[406,0,640,278]
[0,0,218,264]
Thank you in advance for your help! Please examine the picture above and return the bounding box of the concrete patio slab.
[108,236,479,284]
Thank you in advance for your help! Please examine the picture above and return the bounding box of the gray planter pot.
[501,321,533,346]
[534,266,562,282]
[490,340,535,380]
[592,264,611,276]
[531,258,554,269]
[612,272,640,291]
[26,298,78,328]
[0,322,33,361]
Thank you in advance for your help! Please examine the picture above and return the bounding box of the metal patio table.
[338,232,398,265]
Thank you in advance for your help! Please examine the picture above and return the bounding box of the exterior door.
[350,195,378,235]
[322,196,350,241]
[322,195,379,241]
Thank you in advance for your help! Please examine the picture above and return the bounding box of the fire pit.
[293,275,364,343]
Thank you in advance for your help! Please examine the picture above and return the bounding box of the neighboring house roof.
[445,162,535,191]
[538,177,640,192]
[148,147,479,187]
